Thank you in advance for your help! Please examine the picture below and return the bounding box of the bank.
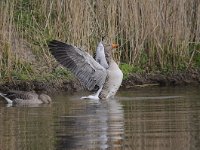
[0,68,200,94]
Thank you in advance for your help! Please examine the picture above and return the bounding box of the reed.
[0,0,200,82]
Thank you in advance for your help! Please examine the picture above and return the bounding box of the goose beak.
[112,43,119,49]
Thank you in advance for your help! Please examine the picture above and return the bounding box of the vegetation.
[0,0,200,83]
[120,63,143,79]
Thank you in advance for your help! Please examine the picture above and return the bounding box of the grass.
[120,63,143,79]
[0,0,200,83]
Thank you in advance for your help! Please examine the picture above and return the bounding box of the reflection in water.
[0,86,200,150]
[55,99,124,150]
[121,87,200,150]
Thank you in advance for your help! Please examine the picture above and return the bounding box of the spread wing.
[95,41,109,69]
[48,40,107,91]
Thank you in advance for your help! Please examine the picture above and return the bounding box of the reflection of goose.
[84,99,124,149]
[48,40,123,100]
[0,90,52,105]
[56,98,124,150]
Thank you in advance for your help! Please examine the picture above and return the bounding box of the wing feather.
[48,40,107,91]
[5,91,37,100]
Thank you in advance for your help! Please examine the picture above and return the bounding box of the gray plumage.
[48,40,123,100]
[0,90,52,104]
[48,40,107,91]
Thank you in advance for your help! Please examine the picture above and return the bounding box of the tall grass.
[0,0,200,82]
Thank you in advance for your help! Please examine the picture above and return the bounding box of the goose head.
[103,43,119,65]
[38,94,52,103]
[33,83,52,103]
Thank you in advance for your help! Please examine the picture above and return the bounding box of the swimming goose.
[0,90,52,105]
[48,40,123,100]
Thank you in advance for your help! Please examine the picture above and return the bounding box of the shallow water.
[0,86,200,150]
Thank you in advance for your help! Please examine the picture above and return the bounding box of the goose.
[48,40,123,100]
[0,90,52,105]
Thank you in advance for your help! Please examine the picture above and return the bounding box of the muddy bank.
[0,69,200,93]
[0,80,83,94]
[122,69,200,88]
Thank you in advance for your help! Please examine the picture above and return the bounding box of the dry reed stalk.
[0,0,200,82]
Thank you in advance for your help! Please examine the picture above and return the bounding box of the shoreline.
[122,69,200,89]
[0,69,200,94]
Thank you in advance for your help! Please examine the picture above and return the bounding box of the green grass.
[120,63,143,79]
[0,0,200,84]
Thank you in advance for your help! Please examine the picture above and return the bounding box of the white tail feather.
[0,93,13,104]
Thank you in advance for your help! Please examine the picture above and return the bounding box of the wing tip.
[48,40,73,50]
[48,40,63,47]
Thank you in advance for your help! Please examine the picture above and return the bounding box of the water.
[0,86,200,150]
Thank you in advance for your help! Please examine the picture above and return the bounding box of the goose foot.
[80,95,99,100]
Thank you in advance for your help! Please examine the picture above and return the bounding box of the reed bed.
[0,0,200,82]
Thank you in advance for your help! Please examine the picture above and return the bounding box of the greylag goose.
[0,90,52,105]
[48,40,123,100]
